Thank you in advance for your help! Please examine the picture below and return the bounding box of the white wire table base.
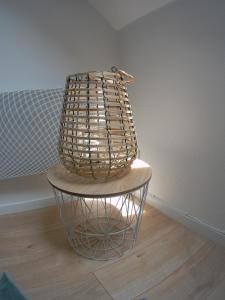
[53,182,149,260]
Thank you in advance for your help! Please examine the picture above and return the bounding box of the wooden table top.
[47,159,152,197]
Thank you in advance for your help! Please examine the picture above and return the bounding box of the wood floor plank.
[95,226,206,300]
[0,226,105,289]
[206,275,225,300]
[135,207,178,251]
[133,243,225,300]
[0,205,61,234]
[0,204,162,298]
[27,272,113,300]
[0,206,107,298]
[0,204,224,300]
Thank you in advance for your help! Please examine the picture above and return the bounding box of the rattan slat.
[59,69,137,180]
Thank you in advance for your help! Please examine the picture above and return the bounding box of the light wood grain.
[133,243,225,300]
[206,275,225,300]
[47,159,152,197]
[0,204,224,300]
[27,273,112,300]
[95,226,205,300]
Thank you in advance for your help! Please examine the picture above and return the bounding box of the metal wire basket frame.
[53,181,149,260]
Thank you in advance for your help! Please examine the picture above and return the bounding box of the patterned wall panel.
[0,89,64,179]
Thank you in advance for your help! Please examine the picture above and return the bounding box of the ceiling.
[88,0,176,31]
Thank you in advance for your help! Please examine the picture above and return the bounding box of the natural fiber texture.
[59,70,137,180]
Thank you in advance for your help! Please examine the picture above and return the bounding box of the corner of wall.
[146,192,225,248]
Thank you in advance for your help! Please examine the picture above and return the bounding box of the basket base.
[67,217,137,260]
[63,165,132,183]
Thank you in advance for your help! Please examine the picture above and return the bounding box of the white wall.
[2,0,225,235]
[0,175,54,215]
[0,0,119,211]
[0,0,119,92]
[119,0,225,231]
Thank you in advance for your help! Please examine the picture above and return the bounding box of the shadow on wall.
[118,0,225,230]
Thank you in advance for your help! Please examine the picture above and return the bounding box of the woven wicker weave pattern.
[59,70,137,180]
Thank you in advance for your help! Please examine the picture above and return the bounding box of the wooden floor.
[0,204,225,300]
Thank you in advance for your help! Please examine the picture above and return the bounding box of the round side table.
[47,159,152,260]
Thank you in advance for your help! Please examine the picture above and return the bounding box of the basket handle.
[111,66,135,84]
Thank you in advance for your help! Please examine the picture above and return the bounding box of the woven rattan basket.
[59,68,137,180]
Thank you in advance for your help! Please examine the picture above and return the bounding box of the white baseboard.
[0,196,56,215]
[147,193,225,248]
[0,174,56,215]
